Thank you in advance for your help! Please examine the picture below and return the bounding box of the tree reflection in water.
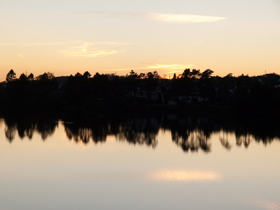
[1,115,280,152]
[4,118,17,142]
[168,116,211,153]
[219,132,232,150]
[63,117,159,147]
[64,122,108,144]
[116,117,159,148]
[3,118,57,142]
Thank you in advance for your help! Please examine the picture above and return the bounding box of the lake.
[0,115,279,210]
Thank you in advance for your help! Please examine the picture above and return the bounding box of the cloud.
[150,13,227,23]
[62,42,118,57]
[93,41,135,45]
[0,42,64,46]
[0,41,125,58]
[147,169,222,182]
[74,11,226,23]
[0,41,132,47]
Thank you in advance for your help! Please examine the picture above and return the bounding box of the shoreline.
[0,102,277,119]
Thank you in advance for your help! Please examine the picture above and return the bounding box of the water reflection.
[172,129,211,153]
[64,117,159,147]
[148,170,222,182]
[219,131,232,150]
[116,118,158,148]
[3,118,57,142]
[64,122,107,144]
[1,115,280,152]
[0,118,3,127]
[255,200,280,210]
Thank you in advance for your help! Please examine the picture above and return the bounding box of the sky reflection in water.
[0,116,280,210]
[253,200,280,210]
[148,169,222,182]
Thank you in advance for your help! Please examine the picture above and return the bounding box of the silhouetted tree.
[128,70,136,79]
[83,71,91,79]
[225,73,233,78]
[201,69,214,79]
[19,73,28,82]
[191,69,201,79]
[6,69,16,82]
[94,72,100,78]
[28,73,34,81]
[181,69,191,79]
[75,72,82,77]
[36,72,55,81]
[146,71,160,80]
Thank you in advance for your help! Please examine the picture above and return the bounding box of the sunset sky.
[1,0,280,81]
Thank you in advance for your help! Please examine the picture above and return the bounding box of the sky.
[0,0,280,81]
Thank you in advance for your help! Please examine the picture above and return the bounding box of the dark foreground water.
[0,115,279,210]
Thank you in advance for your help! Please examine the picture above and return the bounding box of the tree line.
[1,68,280,115]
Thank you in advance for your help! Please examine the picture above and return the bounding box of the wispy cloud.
[0,41,125,58]
[74,11,227,23]
[62,42,118,57]
[0,41,133,47]
[0,42,64,46]
[93,41,135,45]
[150,13,227,23]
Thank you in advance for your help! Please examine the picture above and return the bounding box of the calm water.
[0,116,279,210]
